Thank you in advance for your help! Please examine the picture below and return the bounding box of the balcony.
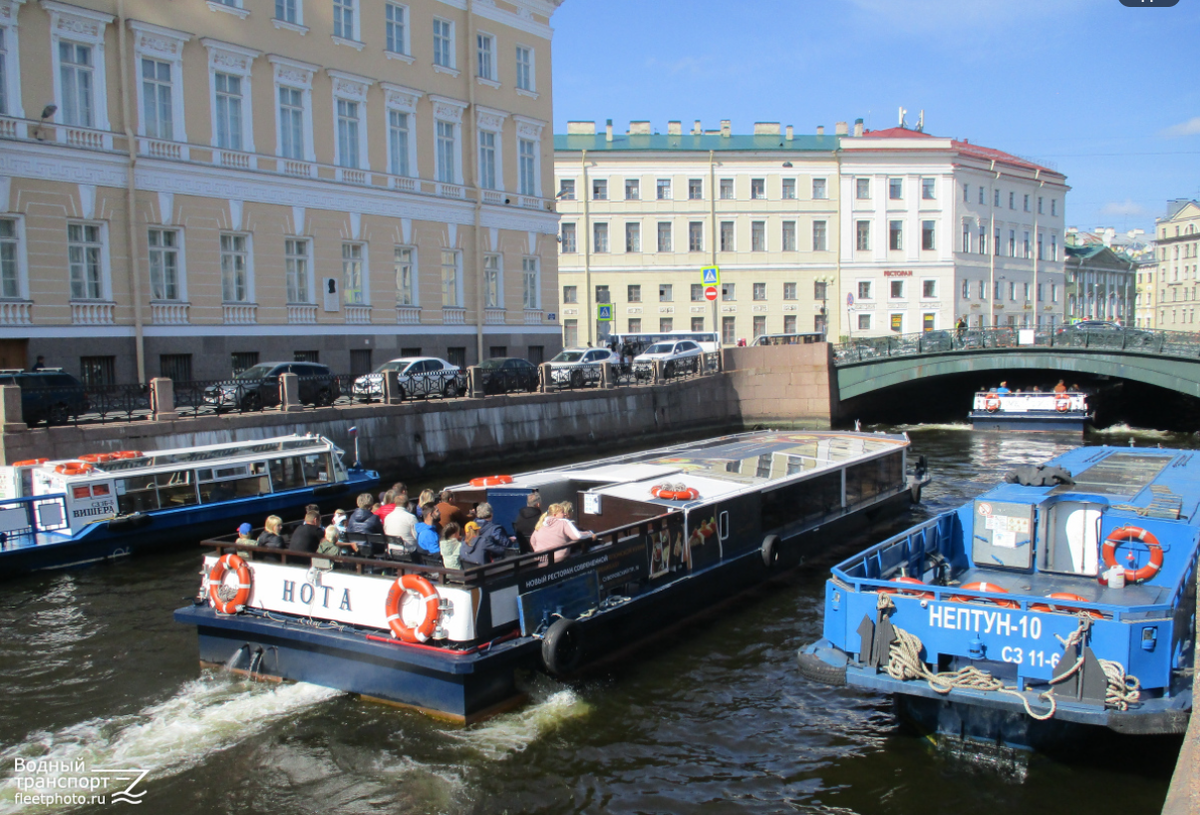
[523,309,544,325]
[216,150,253,170]
[282,160,314,178]
[60,126,111,151]
[151,302,190,325]
[481,189,504,205]
[0,117,23,139]
[484,308,506,324]
[442,308,466,325]
[520,196,545,210]
[287,304,317,324]
[0,301,32,326]
[140,138,189,161]
[437,183,464,199]
[223,303,257,324]
[391,176,418,193]
[71,301,115,325]
[337,167,368,185]
[344,304,372,324]
[396,305,420,324]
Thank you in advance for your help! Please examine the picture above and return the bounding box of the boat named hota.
[969,383,1090,434]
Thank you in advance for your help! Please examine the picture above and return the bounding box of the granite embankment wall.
[0,344,836,477]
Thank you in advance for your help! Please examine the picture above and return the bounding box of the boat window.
[755,454,772,479]
[301,454,331,484]
[761,470,843,531]
[155,470,198,508]
[269,457,306,490]
[844,452,903,506]
[1040,501,1102,576]
[199,474,269,503]
[116,474,161,514]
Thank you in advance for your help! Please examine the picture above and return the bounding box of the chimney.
[692,119,702,135]
[835,121,848,135]
[667,120,682,136]
[567,121,595,135]
[628,120,651,136]
[753,122,780,136]
[853,118,864,137]
[720,119,731,138]
[785,125,794,141]
[816,125,825,136]
[605,118,613,142]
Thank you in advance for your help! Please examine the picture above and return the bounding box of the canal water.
[0,425,1192,814]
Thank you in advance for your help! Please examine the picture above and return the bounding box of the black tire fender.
[541,617,582,676]
[796,649,847,686]
[910,482,922,504]
[761,534,781,570]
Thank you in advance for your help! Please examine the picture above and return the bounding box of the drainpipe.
[1032,169,1042,329]
[834,149,842,340]
[116,0,146,384]
[709,149,717,341]
[988,160,997,329]
[467,2,483,363]
[581,149,591,346]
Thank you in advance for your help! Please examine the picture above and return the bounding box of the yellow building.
[1147,199,1200,331]
[554,119,840,347]
[0,0,563,382]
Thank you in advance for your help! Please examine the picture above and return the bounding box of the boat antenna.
[349,426,360,466]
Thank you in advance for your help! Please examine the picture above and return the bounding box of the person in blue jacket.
[459,502,512,565]
[414,504,441,555]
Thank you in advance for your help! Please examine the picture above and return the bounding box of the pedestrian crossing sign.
[597,303,614,321]
[701,266,720,286]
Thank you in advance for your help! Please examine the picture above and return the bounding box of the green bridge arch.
[835,349,1200,402]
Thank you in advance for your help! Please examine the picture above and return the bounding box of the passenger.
[1053,379,1068,394]
[1030,386,1040,393]
[464,519,481,545]
[256,515,287,562]
[1070,383,1081,392]
[345,492,383,535]
[332,508,348,535]
[382,491,418,554]
[995,381,1011,395]
[287,509,324,554]
[436,490,467,529]
[314,525,349,569]
[235,522,256,560]
[374,490,398,521]
[512,491,542,554]
[414,504,441,556]
[418,489,437,511]
[459,502,513,566]
[440,522,463,569]
[530,501,592,564]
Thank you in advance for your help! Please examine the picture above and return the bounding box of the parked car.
[479,357,540,394]
[204,362,339,411]
[548,348,621,387]
[352,357,462,401]
[632,340,703,378]
[1055,320,1154,346]
[0,368,89,426]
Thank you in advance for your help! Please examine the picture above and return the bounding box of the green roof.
[554,133,841,153]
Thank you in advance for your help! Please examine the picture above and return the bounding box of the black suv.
[0,369,90,425]
[203,362,340,411]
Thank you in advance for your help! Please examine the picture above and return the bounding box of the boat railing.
[0,493,71,549]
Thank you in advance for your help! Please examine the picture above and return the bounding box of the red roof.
[858,126,936,140]
[857,126,1059,175]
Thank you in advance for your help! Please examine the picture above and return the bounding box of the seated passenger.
[287,509,324,554]
[345,492,383,535]
[256,515,286,562]
[235,522,256,560]
[382,491,418,554]
[995,381,1011,395]
[332,508,347,535]
[459,502,513,566]
[1053,379,1068,393]
[530,502,591,564]
[414,504,441,556]
[313,525,345,569]
[512,491,542,555]
[436,490,468,529]
[374,490,398,521]
[440,522,463,570]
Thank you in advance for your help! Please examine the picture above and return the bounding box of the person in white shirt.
[383,491,418,554]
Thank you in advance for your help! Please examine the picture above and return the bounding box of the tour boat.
[0,434,377,578]
[175,430,929,723]
[969,390,1091,434]
[797,445,1195,754]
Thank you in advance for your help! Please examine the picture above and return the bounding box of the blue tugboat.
[175,430,929,723]
[798,446,1196,752]
[0,434,377,578]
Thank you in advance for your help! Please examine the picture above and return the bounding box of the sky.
[548,0,1200,238]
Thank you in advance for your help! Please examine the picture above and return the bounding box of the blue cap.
[238,522,252,535]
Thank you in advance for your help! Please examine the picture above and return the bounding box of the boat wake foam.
[0,675,339,813]
[444,676,590,761]
[1089,423,1175,439]
[890,422,974,433]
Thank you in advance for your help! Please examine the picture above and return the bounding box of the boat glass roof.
[1054,451,1171,497]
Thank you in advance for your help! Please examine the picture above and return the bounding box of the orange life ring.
[469,475,514,488]
[1055,396,1070,413]
[650,485,701,501]
[78,453,115,463]
[950,581,1020,609]
[1030,592,1103,619]
[208,553,253,614]
[109,450,143,460]
[11,458,48,467]
[1101,525,1163,584]
[54,462,94,476]
[878,575,934,599]
[385,574,441,643]
[985,398,1000,413]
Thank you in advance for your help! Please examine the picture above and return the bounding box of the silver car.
[352,357,462,401]
[548,347,621,387]
[632,340,703,378]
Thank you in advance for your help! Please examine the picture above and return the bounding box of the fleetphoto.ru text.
[9,758,149,806]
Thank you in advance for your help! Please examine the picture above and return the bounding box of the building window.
[68,223,104,300]
[994,281,1002,300]
[394,246,415,305]
[720,178,734,199]
[1009,282,1017,301]
[657,222,671,252]
[812,281,825,301]
[559,179,575,200]
[979,280,987,300]
[1023,194,1030,212]
[857,313,871,331]
[782,178,796,200]
[962,221,971,253]
[80,356,116,388]
[433,18,454,68]
[856,178,870,199]
[214,73,243,151]
[753,315,766,337]
[230,351,259,375]
[889,178,902,200]
[890,313,904,333]
[562,285,577,304]
[1037,233,1044,260]
[1023,231,1030,258]
[336,99,361,168]
[1051,199,1057,217]
[689,222,703,252]
[720,221,734,252]
[690,284,704,301]
[628,318,642,333]
[1038,196,1044,215]
[561,223,576,253]
[284,238,311,303]
[436,120,456,182]
[785,314,798,333]
[386,3,408,53]
[753,282,766,301]
[1008,229,1016,257]
[856,220,870,251]
[922,220,935,251]
[1052,283,1058,303]
[979,187,986,205]
[349,348,373,375]
[656,178,671,200]
[813,220,827,251]
[0,29,8,117]
[389,110,411,176]
[477,130,497,189]
[692,317,704,331]
[160,353,192,381]
[962,279,970,299]
[751,221,765,252]
[342,242,365,304]
[722,282,736,300]
[515,46,534,91]
[688,179,703,200]
[483,254,501,308]
[751,178,765,200]
[1009,191,1015,209]
[278,86,305,159]
[518,138,537,196]
[60,42,94,127]
[220,233,249,303]
[890,280,904,299]
[141,58,173,140]
[592,178,607,200]
[275,0,299,24]
[979,227,988,255]
[782,221,796,251]
[293,350,319,363]
[593,223,609,253]
[476,33,494,81]
[889,220,902,251]
[625,222,641,253]
[781,282,799,301]
[812,178,827,199]
[921,178,935,200]
[963,184,970,203]
[994,189,1001,207]
[1051,235,1058,261]
[563,320,578,347]
[857,281,872,300]
[627,284,641,303]
[659,284,673,302]
[660,317,673,332]
[148,229,180,301]
[0,219,19,299]
[923,280,936,298]
[625,178,639,200]
[441,249,460,307]
[333,0,356,39]
[722,316,736,344]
